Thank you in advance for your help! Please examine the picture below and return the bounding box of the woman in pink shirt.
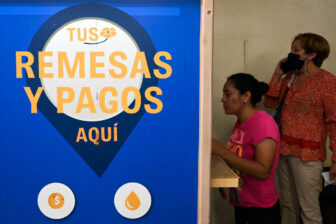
[213,73,280,224]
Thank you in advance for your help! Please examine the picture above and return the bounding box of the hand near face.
[273,58,294,82]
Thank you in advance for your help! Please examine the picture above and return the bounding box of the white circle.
[41,18,142,122]
[37,183,75,219]
[114,182,152,219]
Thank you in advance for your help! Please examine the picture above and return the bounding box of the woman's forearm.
[212,140,273,180]
[218,149,272,180]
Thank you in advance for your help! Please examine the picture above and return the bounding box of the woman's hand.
[273,58,287,83]
[212,138,230,159]
[273,58,296,82]
[212,138,223,156]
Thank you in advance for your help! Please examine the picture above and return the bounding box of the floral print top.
[264,69,336,163]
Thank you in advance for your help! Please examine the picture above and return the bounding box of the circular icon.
[48,193,64,209]
[41,18,142,122]
[37,183,75,219]
[114,182,151,219]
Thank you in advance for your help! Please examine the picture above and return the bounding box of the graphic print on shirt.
[227,128,245,176]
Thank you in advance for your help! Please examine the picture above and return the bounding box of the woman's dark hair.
[227,73,269,106]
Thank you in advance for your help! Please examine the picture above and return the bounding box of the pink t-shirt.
[227,110,280,208]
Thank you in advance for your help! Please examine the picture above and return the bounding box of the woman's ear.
[242,91,252,103]
[308,52,317,60]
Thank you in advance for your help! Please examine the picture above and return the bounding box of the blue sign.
[0,0,200,223]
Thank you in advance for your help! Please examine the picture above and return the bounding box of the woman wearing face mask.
[213,73,281,224]
[264,33,336,224]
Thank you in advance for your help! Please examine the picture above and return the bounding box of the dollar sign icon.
[48,193,64,209]
[55,196,60,206]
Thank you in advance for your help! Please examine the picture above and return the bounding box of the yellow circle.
[48,193,64,209]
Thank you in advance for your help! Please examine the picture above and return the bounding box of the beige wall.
[211,0,336,223]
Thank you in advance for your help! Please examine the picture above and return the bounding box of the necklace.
[304,63,310,76]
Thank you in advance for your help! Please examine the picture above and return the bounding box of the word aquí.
[76,124,118,145]
[16,51,172,114]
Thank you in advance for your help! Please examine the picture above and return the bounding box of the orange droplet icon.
[125,191,141,210]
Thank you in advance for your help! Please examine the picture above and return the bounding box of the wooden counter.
[211,155,239,188]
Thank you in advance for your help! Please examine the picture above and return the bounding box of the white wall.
[211,0,336,223]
